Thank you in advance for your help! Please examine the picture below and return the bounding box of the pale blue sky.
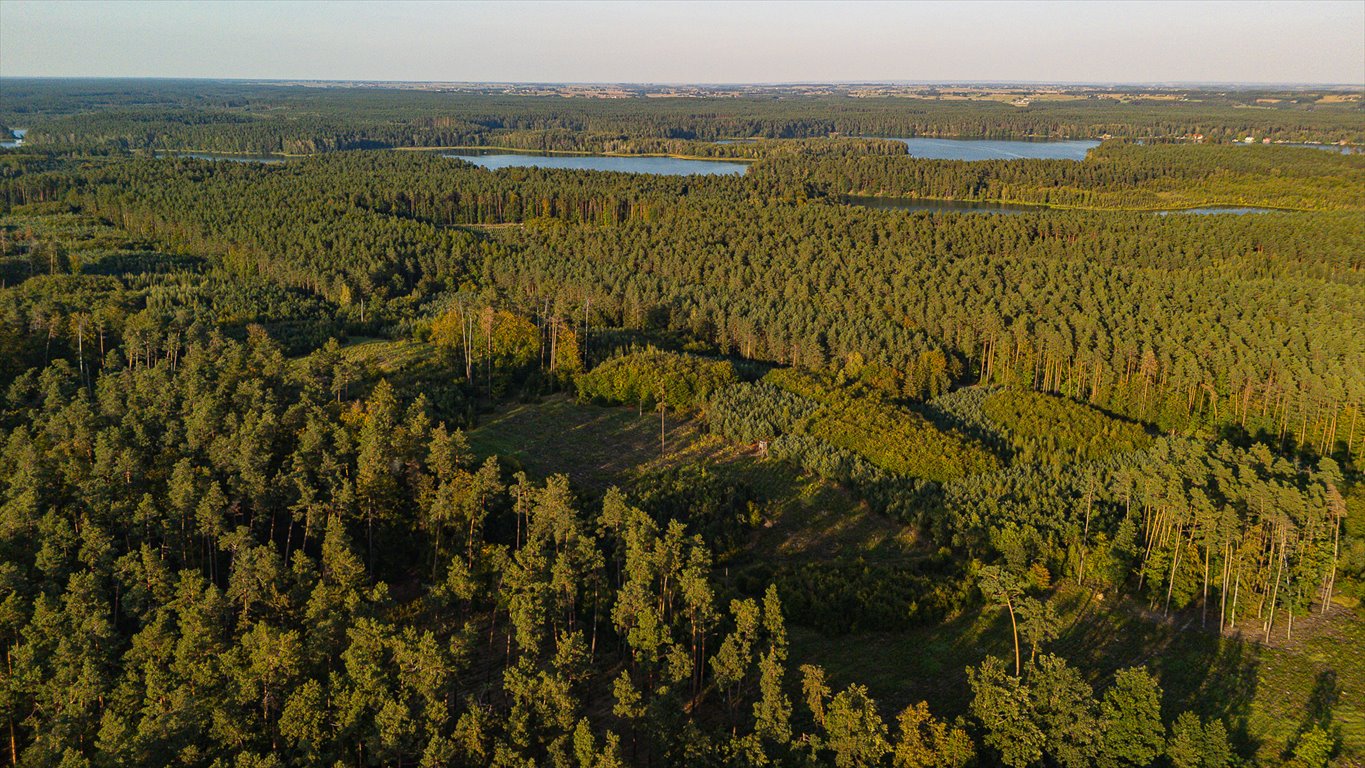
[1,0,1362,84]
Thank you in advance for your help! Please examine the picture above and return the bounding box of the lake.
[0,128,26,149]
[879,137,1101,161]
[443,150,748,176]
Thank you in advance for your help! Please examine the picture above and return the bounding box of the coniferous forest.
[1,81,1363,768]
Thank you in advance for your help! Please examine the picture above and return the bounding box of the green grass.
[467,394,719,493]
[1246,607,1365,763]
[339,337,439,375]
[467,395,912,562]
[728,455,915,563]
[790,586,1365,764]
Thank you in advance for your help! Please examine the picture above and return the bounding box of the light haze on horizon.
[2,0,1363,86]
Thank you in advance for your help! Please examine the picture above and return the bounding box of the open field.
[467,394,722,492]
[467,394,913,560]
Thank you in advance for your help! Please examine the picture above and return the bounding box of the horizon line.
[1,75,1362,90]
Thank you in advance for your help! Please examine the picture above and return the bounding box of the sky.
[1,0,1363,85]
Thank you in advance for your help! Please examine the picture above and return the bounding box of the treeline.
[483,196,1365,460]
[426,135,909,159]
[932,437,1352,647]
[5,148,1360,461]
[748,141,1365,211]
[0,326,1274,767]
[1,156,484,312]
[20,108,489,155]
[6,81,1363,155]
[0,150,749,229]
[702,358,1357,653]
[0,212,350,388]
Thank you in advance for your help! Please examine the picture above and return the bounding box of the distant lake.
[0,128,26,149]
[880,137,1101,161]
[158,151,287,164]
[443,149,748,176]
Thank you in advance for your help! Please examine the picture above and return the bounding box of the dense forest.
[3,79,1363,155]
[0,81,1362,768]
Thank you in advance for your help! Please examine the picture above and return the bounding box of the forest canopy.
[1,80,1362,768]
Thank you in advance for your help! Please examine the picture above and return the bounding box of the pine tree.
[1098,667,1165,768]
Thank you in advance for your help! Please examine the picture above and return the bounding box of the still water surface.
[443,149,747,176]
[880,137,1101,161]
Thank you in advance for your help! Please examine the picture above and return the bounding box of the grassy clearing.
[789,585,1364,763]
[339,337,439,375]
[730,455,914,563]
[467,394,720,493]
[467,395,909,561]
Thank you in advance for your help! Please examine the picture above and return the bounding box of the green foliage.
[979,389,1153,466]
[757,556,969,634]
[822,684,892,768]
[709,380,818,445]
[1099,667,1167,767]
[967,655,1045,767]
[1167,711,1231,768]
[968,655,1176,768]
[630,462,759,556]
[753,141,1365,212]
[1290,725,1336,768]
[575,347,737,415]
[739,369,1000,483]
[2,82,1361,767]
[891,701,974,768]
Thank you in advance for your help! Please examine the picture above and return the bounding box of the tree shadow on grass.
[1302,669,1341,732]
[1156,632,1262,757]
[1284,669,1343,760]
[1054,595,1262,757]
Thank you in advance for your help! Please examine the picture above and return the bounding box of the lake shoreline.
[397,145,758,163]
[157,146,754,163]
